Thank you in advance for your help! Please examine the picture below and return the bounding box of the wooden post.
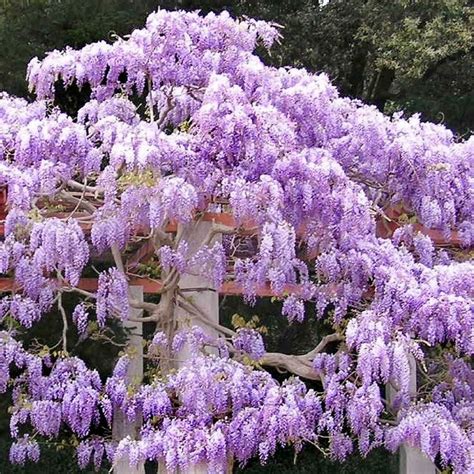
[113,285,145,474]
[388,355,436,474]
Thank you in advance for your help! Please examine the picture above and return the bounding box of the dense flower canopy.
[0,8,473,473]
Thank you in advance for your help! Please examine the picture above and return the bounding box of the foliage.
[0,0,158,97]
[0,0,472,131]
[231,0,474,133]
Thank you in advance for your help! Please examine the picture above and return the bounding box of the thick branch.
[156,91,174,129]
[129,299,159,313]
[260,333,343,380]
[304,333,344,359]
[67,179,101,194]
[57,292,69,355]
[111,244,126,275]
[177,294,236,338]
[260,352,320,381]
[59,190,97,214]
[63,286,96,299]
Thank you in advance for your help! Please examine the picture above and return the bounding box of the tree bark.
[370,67,395,111]
[347,48,368,98]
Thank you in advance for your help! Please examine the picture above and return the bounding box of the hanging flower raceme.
[9,436,40,465]
[72,303,89,336]
[149,177,198,228]
[28,218,90,286]
[232,328,265,360]
[385,403,474,473]
[111,353,320,472]
[3,338,106,446]
[97,268,129,325]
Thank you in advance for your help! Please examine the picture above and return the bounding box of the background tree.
[0,0,472,133]
[233,0,474,134]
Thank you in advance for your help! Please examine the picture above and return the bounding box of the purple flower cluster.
[0,333,110,464]
[28,218,89,286]
[27,10,279,101]
[385,404,474,472]
[91,205,130,254]
[171,326,212,356]
[0,6,471,473]
[111,354,319,472]
[232,328,265,360]
[151,331,168,348]
[149,177,198,227]
[76,439,116,470]
[72,303,89,335]
[188,241,227,288]
[9,436,40,465]
[97,268,129,325]
[8,295,43,328]
[158,241,189,274]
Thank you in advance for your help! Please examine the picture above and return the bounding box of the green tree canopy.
[0,0,472,132]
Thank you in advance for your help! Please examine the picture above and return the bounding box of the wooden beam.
[0,277,298,297]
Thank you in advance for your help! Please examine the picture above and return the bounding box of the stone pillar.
[399,446,436,474]
[113,285,145,474]
[388,354,436,474]
[175,221,220,360]
[163,221,220,474]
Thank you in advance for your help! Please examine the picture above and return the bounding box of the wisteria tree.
[0,8,473,474]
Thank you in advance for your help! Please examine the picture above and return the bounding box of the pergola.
[0,188,464,474]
